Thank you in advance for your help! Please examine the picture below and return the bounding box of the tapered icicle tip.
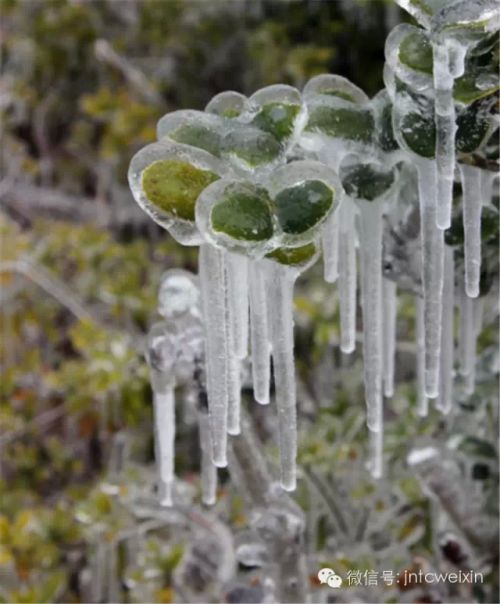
[159,480,174,507]
[280,473,297,492]
[213,453,228,468]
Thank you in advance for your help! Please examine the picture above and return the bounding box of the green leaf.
[223,127,281,167]
[252,102,301,142]
[169,124,222,157]
[456,97,494,153]
[341,164,395,201]
[398,101,436,158]
[266,242,317,267]
[142,159,219,221]
[454,65,499,104]
[398,30,433,75]
[211,183,274,241]
[457,436,497,459]
[274,180,334,234]
[305,106,374,144]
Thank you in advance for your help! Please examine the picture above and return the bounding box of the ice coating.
[303,73,370,105]
[227,252,249,360]
[247,84,307,148]
[225,254,243,435]
[128,140,229,245]
[196,178,276,258]
[385,24,433,93]
[459,163,483,298]
[458,286,479,395]
[158,269,201,321]
[416,159,444,397]
[266,160,341,247]
[322,209,339,283]
[367,422,383,479]
[205,91,250,119]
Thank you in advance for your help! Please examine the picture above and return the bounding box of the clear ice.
[459,163,483,298]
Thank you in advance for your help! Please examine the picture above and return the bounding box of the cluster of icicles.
[129,2,498,504]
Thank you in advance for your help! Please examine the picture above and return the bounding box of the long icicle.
[322,209,340,283]
[382,278,397,397]
[437,246,454,414]
[459,286,480,396]
[248,260,271,404]
[267,261,297,491]
[417,159,444,397]
[199,243,229,467]
[338,201,357,354]
[226,252,249,358]
[199,409,217,505]
[225,257,242,436]
[459,163,483,298]
[433,41,459,230]
[358,201,384,432]
[415,296,429,417]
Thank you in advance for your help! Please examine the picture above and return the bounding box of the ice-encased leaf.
[157,110,226,157]
[128,140,230,245]
[456,96,496,153]
[266,160,341,247]
[393,85,436,158]
[394,0,460,30]
[454,64,499,104]
[305,104,374,144]
[248,85,304,141]
[196,178,276,257]
[222,124,282,170]
[303,74,370,105]
[205,91,249,118]
[266,242,319,269]
[432,0,500,36]
[371,90,400,155]
[341,163,396,202]
[211,183,274,242]
[398,29,433,75]
[274,180,333,234]
[142,159,219,221]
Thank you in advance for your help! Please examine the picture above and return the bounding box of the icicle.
[225,259,242,436]
[153,385,175,506]
[338,201,357,354]
[199,243,229,467]
[367,424,383,479]
[432,41,461,230]
[322,209,340,283]
[226,252,249,359]
[459,164,483,298]
[382,279,397,397]
[416,159,444,397]
[248,260,271,405]
[415,297,429,417]
[358,200,384,432]
[459,287,479,395]
[267,261,297,491]
[199,410,217,505]
[437,247,454,414]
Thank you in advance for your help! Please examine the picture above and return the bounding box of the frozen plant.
[129,0,499,495]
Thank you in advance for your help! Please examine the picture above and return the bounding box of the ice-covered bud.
[247,84,306,148]
[205,90,250,119]
[156,109,226,158]
[158,269,200,320]
[128,140,230,245]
